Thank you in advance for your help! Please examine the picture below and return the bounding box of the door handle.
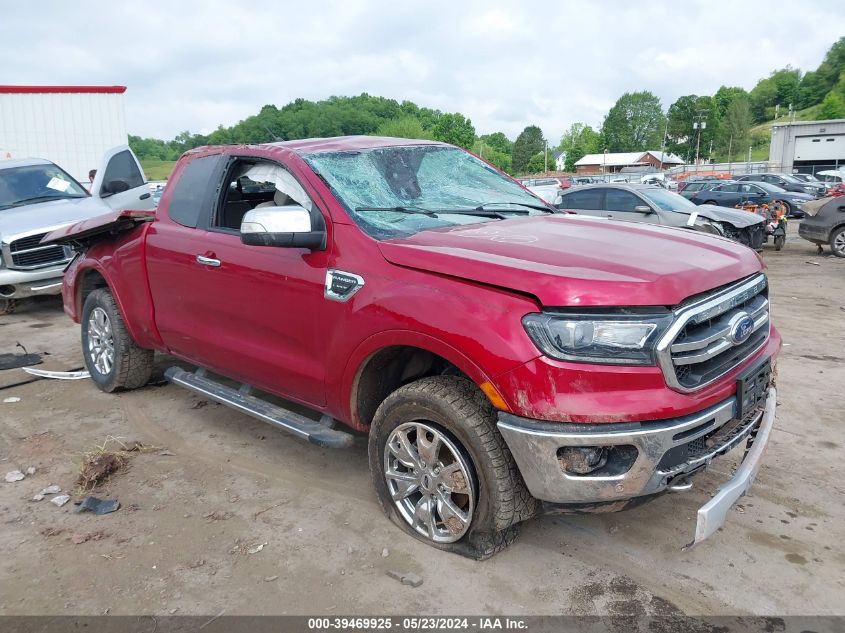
[196,255,221,267]
[140,192,151,200]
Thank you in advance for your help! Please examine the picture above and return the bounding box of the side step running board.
[164,366,354,449]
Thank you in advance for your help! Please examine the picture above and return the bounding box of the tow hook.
[667,478,693,492]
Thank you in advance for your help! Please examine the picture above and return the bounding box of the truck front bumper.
[0,265,66,299]
[498,387,776,544]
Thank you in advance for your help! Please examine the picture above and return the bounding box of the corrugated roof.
[575,151,684,166]
[0,85,127,94]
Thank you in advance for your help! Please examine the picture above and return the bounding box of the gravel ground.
[0,222,843,616]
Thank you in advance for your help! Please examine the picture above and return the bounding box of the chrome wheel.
[834,229,845,256]
[87,307,115,376]
[383,422,475,543]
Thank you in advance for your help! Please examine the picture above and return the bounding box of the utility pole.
[747,145,752,173]
[544,141,548,173]
[708,139,713,163]
[693,110,709,171]
[659,117,669,171]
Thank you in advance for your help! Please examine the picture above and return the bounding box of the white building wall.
[0,91,128,182]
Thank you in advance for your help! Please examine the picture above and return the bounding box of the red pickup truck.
[47,137,780,558]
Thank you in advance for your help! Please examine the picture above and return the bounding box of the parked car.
[519,177,570,189]
[735,173,826,198]
[798,196,845,257]
[0,146,153,314]
[692,180,812,218]
[677,180,714,199]
[791,173,824,186]
[555,183,764,249]
[521,177,571,203]
[46,136,779,557]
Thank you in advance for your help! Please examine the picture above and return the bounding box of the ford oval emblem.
[729,313,755,344]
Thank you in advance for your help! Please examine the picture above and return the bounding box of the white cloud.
[0,0,842,145]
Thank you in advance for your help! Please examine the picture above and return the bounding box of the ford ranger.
[46,137,780,558]
[0,146,153,314]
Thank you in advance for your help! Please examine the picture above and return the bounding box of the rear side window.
[167,154,227,228]
[719,184,739,192]
[560,189,604,210]
[100,150,145,193]
[605,189,641,212]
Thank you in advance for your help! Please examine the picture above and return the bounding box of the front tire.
[368,376,537,559]
[81,288,154,392]
[831,226,845,258]
[774,235,785,251]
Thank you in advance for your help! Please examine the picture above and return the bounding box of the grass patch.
[140,159,177,181]
[76,436,159,493]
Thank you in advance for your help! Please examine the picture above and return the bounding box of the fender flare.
[335,329,504,430]
[69,260,162,350]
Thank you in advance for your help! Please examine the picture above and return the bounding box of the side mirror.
[101,179,130,196]
[633,205,653,214]
[240,205,326,250]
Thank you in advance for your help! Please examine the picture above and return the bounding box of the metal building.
[0,85,128,182]
[769,118,845,175]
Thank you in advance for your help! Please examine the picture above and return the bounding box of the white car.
[0,146,153,314]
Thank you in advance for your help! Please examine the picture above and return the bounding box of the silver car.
[555,183,765,250]
[0,147,153,314]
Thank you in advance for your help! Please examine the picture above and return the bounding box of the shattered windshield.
[303,145,550,239]
[0,164,88,211]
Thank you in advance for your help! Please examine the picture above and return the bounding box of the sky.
[1,1,843,144]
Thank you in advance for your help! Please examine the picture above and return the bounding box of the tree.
[376,116,433,140]
[817,91,845,120]
[479,132,513,155]
[666,95,718,161]
[750,67,801,122]
[716,97,752,160]
[431,113,476,149]
[564,146,586,172]
[601,91,665,152]
[713,86,748,118]
[526,152,548,173]
[471,140,512,173]
[556,123,600,171]
[512,125,546,173]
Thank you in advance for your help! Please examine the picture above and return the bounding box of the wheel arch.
[339,331,509,431]
[73,262,161,350]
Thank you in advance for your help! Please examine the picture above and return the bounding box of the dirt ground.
[1,222,843,617]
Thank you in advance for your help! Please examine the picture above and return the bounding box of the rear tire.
[831,226,845,258]
[81,288,154,392]
[368,375,537,559]
[703,200,717,205]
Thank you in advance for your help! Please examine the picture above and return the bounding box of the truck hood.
[686,204,764,228]
[377,215,763,307]
[0,197,109,242]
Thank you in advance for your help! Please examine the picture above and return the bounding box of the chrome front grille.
[657,274,770,392]
[5,233,72,270]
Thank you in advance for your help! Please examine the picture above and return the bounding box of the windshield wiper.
[355,205,439,217]
[8,194,85,208]
[435,208,509,219]
[473,201,553,213]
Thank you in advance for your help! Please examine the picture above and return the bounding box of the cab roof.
[267,135,445,154]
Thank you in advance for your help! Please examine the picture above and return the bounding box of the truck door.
[145,154,330,407]
[91,146,154,211]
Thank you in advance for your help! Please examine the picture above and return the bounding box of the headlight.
[522,312,673,365]
[803,186,815,192]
